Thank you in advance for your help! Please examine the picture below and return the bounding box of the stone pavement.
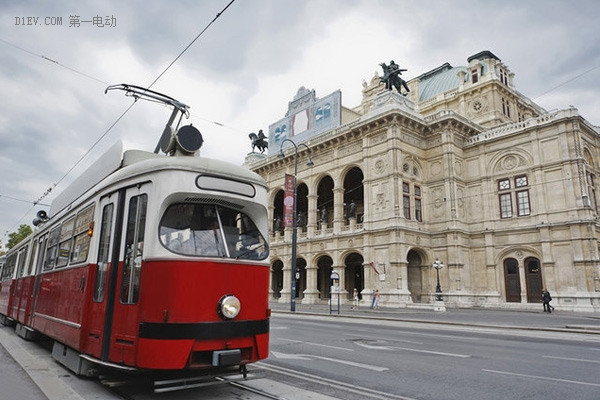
[269,301,600,334]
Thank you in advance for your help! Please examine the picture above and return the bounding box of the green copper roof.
[418,64,467,102]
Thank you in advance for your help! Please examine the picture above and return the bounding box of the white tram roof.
[49,141,266,217]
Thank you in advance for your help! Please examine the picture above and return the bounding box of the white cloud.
[1,0,599,245]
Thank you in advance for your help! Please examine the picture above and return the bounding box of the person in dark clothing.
[542,289,554,313]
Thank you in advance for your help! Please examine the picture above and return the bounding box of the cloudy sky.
[1,0,599,248]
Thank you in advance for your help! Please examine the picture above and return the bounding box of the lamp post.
[433,258,444,301]
[279,139,313,312]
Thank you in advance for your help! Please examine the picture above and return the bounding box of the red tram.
[0,86,270,378]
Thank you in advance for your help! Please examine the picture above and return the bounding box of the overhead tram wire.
[0,194,50,207]
[146,0,236,90]
[1,0,237,240]
[532,64,600,100]
[0,38,108,86]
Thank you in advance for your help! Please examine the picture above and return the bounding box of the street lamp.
[279,138,314,312]
[433,258,444,301]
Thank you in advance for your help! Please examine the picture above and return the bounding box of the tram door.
[86,185,149,364]
[109,189,147,365]
[85,193,118,358]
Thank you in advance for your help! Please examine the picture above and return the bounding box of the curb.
[271,310,600,336]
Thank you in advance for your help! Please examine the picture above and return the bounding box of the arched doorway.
[273,189,284,233]
[296,183,308,231]
[407,250,423,303]
[317,175,334,228]
[525,257,543,303]
[316,255,333,299]
[503,258,521,302]
[343,167,364,223]
[271,260,283,298]
[344,253,364,300]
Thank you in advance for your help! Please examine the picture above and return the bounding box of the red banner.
[283,174,295,228]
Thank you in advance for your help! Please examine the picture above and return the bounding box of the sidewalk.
[269,301,600,334]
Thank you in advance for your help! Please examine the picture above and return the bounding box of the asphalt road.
[264,313,600,400]
[2,308,599,400]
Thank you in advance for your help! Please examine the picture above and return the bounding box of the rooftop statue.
[249,129,268,153]
[380,60,410,95]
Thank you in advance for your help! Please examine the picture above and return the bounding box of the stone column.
[279,256,292,304]
[303,262,319,304]
[393,261,412,306]
[307,194,318,237]
[333,187,344,234]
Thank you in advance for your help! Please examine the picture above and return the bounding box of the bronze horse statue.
[249,129,268,153]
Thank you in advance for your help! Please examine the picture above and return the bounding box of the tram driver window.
[159,203,268,260]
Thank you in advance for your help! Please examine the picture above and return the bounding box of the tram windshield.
[159,203,268,260]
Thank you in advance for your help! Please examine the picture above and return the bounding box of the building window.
[403,195,411,219]
[500,69,508,85]
[414,185,422,221]
[499,193,512,218]
[516,191,531,216]
[587,172,598,213]
[415,198,422,222]
[471,69,478,84]
[498,175,531,218]
[515,175,528,188]
[502,98,511,118]
[403,181,411,219]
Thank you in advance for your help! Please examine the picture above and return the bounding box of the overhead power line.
[0,38,108,86]
[533,65,600,100]
[1,0,238,238]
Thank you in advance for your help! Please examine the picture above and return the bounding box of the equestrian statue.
[380,60,410,95]
[249,129,268,153]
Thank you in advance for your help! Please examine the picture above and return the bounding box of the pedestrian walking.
[373,289,380,309]
[352,288,359,309]
[542,289,554,313]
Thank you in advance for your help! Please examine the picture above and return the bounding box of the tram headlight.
[217,295,241,320]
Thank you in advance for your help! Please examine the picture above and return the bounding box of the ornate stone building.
[246,50,600,311]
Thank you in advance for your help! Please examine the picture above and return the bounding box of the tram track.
[99,367,290,399]
[257,361,417,400]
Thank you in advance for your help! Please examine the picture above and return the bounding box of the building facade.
[246,50,600,311]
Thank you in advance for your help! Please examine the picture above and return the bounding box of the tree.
[6,224,33,249]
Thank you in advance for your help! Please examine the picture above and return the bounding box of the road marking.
[348,333,423,344]
[270,351,388,371]
[305,342,354,351]
[275,337,354,351]
[353,341,471,358]
[258,361,417,400]
[543,355,600,364]
[482,369,600,387]
[270,351,311,360]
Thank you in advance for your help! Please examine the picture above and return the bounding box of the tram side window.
[15,246,29,278]
[121,194,147,304]
[94,203,114,302]
[35,236,47,275]
[44,226,61,270]
[56,217,75,268]
[71,204,95,264]
[2,253,17,281]
[26,240,38,276]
